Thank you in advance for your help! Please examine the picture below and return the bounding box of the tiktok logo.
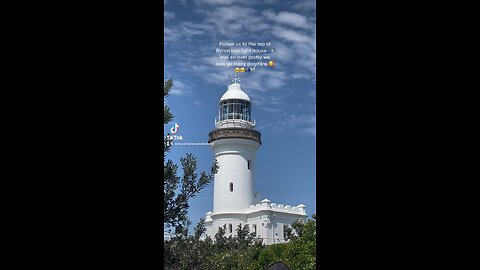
[170,123,180,134]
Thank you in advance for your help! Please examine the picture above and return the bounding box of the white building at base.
[204,79,307,245]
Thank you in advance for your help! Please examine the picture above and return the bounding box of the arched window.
[229,182,233,192]
[229,224,232,233]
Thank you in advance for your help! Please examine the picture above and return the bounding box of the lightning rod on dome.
[227,68,240,84]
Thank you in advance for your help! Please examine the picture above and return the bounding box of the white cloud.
[271,41,294,63]
[163,2,317,139]
[164,11,175,20]
[299,126,316,136]
[195,0,248,5]
[249,91,283,109]
[197,6,258,36]
[289,0,316,12]
[164,2,316,111]
[170,80,193,96]
[265,106,316,136]
[164,27,181,42]
[263,10,309,29]
[260,107,283,113]
[270,26,316,77]
[164,22,215,42]
[277,12,308,27]
[271,26,312,43]
[291,73,311,79]
[287,114,316,136]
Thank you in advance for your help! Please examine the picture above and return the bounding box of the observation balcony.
[215,113,255,129]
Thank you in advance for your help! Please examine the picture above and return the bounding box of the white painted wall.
[211,138,260,213]
[203,84,308,245]
[205,208,307,245]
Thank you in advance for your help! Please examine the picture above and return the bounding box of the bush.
[164,215,316,270]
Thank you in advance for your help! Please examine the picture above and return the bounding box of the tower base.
[204,200,307,245]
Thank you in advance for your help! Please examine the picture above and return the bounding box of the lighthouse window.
[229,224,233,233]
[229,182,233,192]
[233,102,238,114]
[253,224,257,236]
[218,99,252,122]
[247,160,251,170]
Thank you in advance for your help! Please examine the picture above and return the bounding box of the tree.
[214,224,228,250]
[164,215,318,270]
[194,218,206,239]
[164,79,174,125]
[290,220,305,240]
[163,79,218,236]
[249,214,317,270]
[164,78,315,268]
[283,225,293,240]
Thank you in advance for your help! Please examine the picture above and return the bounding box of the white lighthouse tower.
[204,75,307,245]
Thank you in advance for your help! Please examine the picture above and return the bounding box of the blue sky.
[164,0,316,234]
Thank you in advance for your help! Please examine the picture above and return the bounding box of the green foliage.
[248,217,317,270]
[164,79,174,125]
[194,218,206,240]
[283,226,293,240]
[163,79,218,237]
[163,80,316,270]
[164,215,317,270]
[289,220,305,240]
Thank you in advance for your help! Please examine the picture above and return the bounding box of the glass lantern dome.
[215,83,255,129]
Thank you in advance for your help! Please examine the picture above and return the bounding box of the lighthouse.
[204,75,307,245]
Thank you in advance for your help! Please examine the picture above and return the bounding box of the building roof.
[220,83,250,102]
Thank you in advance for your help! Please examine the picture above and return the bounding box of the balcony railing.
[215,115,255,126]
